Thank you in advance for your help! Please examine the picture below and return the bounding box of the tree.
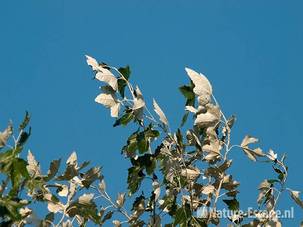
[0,55,302,226]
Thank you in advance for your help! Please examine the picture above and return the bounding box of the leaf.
[46,159,61,180]
[110,103,120,118]
[26,150,41,177]
[153,99,169,126]
[181,168,200,181]
[62,220,72,227]
[81,167,101,188]
[45,212,55,222]
[113,220,122,227]
[85,55,99,71]
[133,86,145,110]
[194,104,220,127]
[202,185,215,195]
[116,193,126,208]
[67,151,78,166]
[127,166,144,196]
[289,190,303,209]
[195,111,218,126]
[118,66,131,80]
[79,193,94,205]
[240,135,258,147]
[242,148,257,162]
[47,202,64,213]
[179,84,195,100]
[223,198,239,211]
[202,140,221,154]
[19,111,30,131]
[102,211,113,223]
[240,136,265,161]
[96,87,121,118]
[0,122,13,148]
[185,106,197,114]
[11,158,29,191]
[267,149,278,161]
[152,180,161,201]
[56,184,69,197]
[174,205,191,225]
[95,93,117,108]
[185,67,212,96]
[118,66,131,98]
[98,179,106,191]
[95,71,118,91]
[180,112,189,127]
[113,111,134,127]
[17,129,31,146]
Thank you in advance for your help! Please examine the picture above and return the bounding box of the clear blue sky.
[0,0,302,225]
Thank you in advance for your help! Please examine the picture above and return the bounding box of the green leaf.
[0,197,24,220]
[101,210,113,224]
[122,131,139,156]
[127,166,144,195]
[67,198,100,224]
[113,111,134,127]
[289,190,303,209]
[131,154,156,175]
[45,212,54,221]
[180,112,189,127]
[174,205,191,225]
[117,66,131,98]
[45,159,61,181]
[137,132,148,153]
[179,85,195,100]
[223,198,240,211]
[132,194,145,211]
[267,179,280,184]
[0,149,14,164]
[144,129,160,138]
[118,65,131,80]
[176,128,183,144]
[179,83,195,127]
[272,166,285,182]
[17,128,31,146]
[10,158,29,193]
[19,111,30,131]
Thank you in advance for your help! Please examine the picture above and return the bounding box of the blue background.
[0,0,302,225]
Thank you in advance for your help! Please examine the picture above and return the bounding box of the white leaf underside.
[202,185,215,195]
[95,93,117,108]
[85,55,99,71]
[0,123,13,148]
[133,86,145,110]
[47,202,64,213]
[153,99,169,126]
[27,150,41,176]
[185,67,212,96]
[240,135,258,147]
[194,112,218,125]
[110,103,120,118]
[185,105,197,114]
[95,71,118,91]
[66,151,77,166]
[79,193,94,204]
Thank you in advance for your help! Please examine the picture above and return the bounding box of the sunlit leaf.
[153,99,169,126]
[289,190,303,209]
[0,122,13,148]
[185,67,212,96]
[26,150,41,177]
[95,70,118,91]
